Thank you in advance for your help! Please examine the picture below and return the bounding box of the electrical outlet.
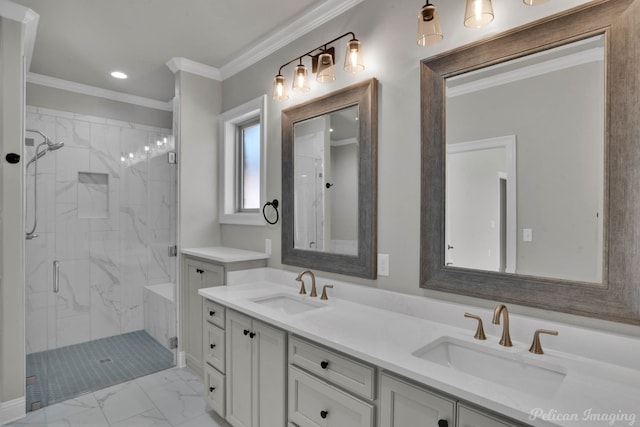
[378,253,390,276]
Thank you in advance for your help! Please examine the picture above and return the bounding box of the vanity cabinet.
[182,251,267,377]
[225,309,287,427]
[288,336,376,427]
[380,372,527,427]
[379,372,455,427]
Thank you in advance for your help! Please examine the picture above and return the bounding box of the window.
[220,95,266,225]
[236,119,261,212]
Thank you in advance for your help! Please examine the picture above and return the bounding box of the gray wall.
[0,15,26,407]
[217,0,640,336]
[26,83,172,129]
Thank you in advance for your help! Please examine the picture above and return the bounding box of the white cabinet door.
[226,310,254,427]
[254,319,286,427]
[379,372,455,427]
[182,257,224,377]
[458,404,524,427]
[226,310,286,427]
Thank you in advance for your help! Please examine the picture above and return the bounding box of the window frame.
[235,117,261,214]
[219,95,266,225]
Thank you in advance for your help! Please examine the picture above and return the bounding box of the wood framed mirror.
[282,78,378,278]
[420,0,640,324]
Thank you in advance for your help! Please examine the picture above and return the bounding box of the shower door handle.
[53,260,60,293]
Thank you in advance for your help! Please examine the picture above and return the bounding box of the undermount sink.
[412,336,567,397]
[251,294,324,315]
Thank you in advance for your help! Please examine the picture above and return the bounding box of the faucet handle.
[529,329,558,355]
[320,284,334,300]
[296,278,306,295]
[464,312,487,340]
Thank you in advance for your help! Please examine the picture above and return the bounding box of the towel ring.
[262,199,279,225]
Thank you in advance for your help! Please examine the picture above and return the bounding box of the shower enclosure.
[24,106,178,410]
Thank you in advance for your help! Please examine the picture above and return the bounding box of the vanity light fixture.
[417,1,444,46]
[464,0,494,28]
[272,32,365,101]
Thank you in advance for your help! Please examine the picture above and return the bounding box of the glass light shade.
[344,39,365,73]
[464,0,494,28]
[523,0,549,4]
[316,52,335,83]
[272,74,289,101]
[417,4,443,46]
[292,64,310,92]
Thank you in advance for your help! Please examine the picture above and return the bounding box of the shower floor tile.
[25,330,173,410]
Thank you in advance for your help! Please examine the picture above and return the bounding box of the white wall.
[174,71,221,249]
[218,0,640,336]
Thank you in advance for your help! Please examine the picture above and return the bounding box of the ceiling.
[11,0,358,102]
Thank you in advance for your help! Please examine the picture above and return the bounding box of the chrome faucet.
[492,304,513,347]
[296,270,318,297]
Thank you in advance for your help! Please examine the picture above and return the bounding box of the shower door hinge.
[169,336,178,349]
[168,151,177,164]
[168,245,177,257]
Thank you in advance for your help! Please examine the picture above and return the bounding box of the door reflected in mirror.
[445,35,605,283]
[294,105,359,255]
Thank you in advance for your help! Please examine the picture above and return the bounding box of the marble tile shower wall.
[24,106,176,354]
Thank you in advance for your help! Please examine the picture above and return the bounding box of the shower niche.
[77,172,109,219]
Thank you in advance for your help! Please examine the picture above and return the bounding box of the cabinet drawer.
[204,299,225,328]
[289,336,375,400]
[205,364,225,417]
[204,322,225,372]
[289,366,374,427]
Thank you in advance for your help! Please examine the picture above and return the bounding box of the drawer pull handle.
[438,420,448,427]
[320,410,328,419]
[209,386,215,392]
[196,268,204,274]
[320,361,329,369]
[209,310,215,316]
[243,329,250,335]
[249,332,256,338]
[210,344,216,349]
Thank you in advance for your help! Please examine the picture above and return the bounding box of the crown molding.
[27,72,173,111]
[219,0,366,80]
[166,57,222,80]
[447,46,604,98]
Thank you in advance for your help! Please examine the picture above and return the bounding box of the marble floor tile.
[93,381,155,425]
[110,408,171,427]
[7,367,232,427]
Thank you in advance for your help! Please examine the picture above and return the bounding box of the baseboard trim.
[177,350,186,368]
[0,396,25,426]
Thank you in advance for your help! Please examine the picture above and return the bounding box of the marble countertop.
[199,278,640,427]
[182,246,269,263]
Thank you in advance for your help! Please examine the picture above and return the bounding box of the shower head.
[48,141,64,151]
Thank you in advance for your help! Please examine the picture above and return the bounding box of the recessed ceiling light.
[111,71,128,79]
